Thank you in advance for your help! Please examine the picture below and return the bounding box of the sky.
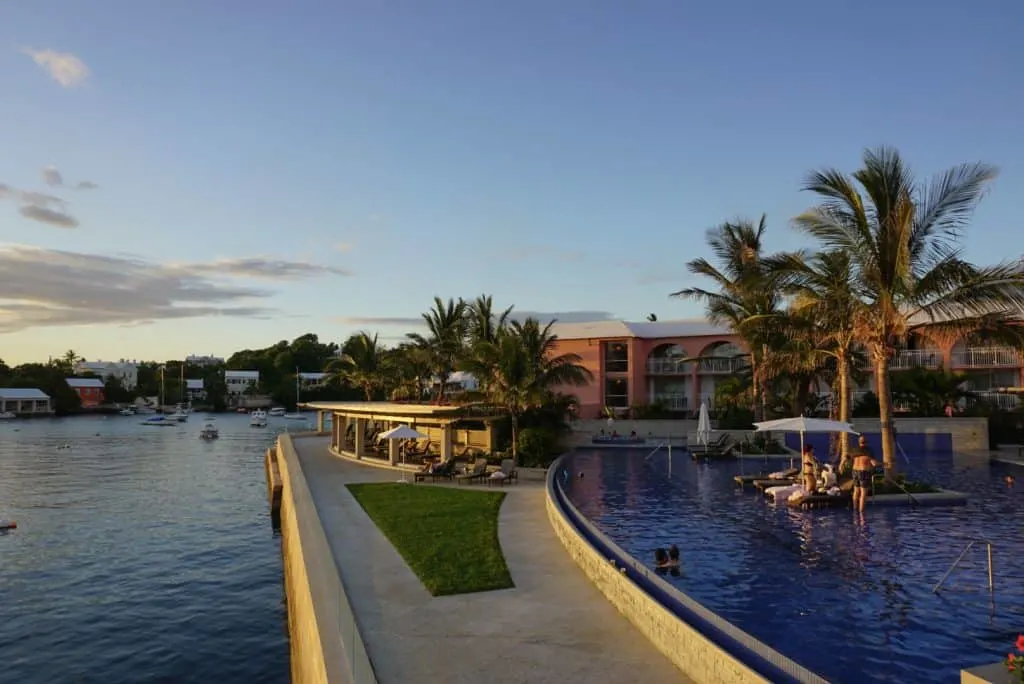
[2,0,1023,365]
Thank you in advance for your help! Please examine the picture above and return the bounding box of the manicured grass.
[346,483,514,596]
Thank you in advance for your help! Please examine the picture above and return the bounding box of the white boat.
[199,423,219,439]
[141,415,175,427]
[169,410,189,422]
[269,407,286,417]
[250,410,268,428]
[119,408,135,416]
[283,412,307,420]
[0,412,15,420]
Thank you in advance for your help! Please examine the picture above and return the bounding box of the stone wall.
[276,434,378,684]
[544,461,825,684]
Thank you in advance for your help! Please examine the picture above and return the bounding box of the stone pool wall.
[544,457,826,684]
[275,434,378,684]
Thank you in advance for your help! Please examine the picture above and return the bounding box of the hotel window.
[604,378,629,408]
[604,342,629,373]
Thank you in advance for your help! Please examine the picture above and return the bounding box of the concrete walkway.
[293,436,688,683]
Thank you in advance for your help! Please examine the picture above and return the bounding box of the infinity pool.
[561,449,1024,684]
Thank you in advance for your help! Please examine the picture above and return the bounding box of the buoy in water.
[0,520,16,530]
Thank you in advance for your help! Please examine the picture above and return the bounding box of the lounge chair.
[733,467,799,487]
[486,459,518,486]
[456,458,488,485]
[405,440,433,459]
[415,459,455,483]
[689,433,735,459]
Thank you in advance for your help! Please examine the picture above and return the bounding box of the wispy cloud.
[18,205,78,228]
[182,257,353,280]
[21,48,90,88]
[335,309,616,328]
[42,166,63,187]
[77,181,99,190]
[335,316,422,327]
[0,183,79,228]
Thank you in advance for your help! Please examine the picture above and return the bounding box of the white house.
[298,372,328,388]
[186,378,205,400]
[75,360,139,389]
[224,370,259,395]
[0,387,53,415]
[186,354,225,366]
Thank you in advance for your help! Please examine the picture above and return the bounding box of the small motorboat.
[119,408,135,416]
[250,410,268,428]
[269,407,286,417]
[199,423,219,439]
[0,520,16,531]
[141,415,175,427]
[0,411,15,420]
[283,412,307,420]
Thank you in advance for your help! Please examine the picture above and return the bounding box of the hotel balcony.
[951,347,1022,368]
[697,358,737,374]
[890,349,942,370]
[652,393,688,411]
[646,358,692,375]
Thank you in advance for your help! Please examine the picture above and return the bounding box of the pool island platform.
[272,432,688,684]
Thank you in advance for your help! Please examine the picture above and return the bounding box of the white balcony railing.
[951,347,1022,368]
[698,358,736,374]
[652,393,688,411]
[891,349,942,370]
[646,358,692,375]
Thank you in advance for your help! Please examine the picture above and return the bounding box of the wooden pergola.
[303,401,496,466]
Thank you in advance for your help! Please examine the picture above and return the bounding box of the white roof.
[66,377,105,388]
[549,318,733,341]
[186,379,204,389]
[225,370,259,378]
[0,387,50,400]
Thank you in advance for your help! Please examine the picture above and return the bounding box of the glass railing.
[951,347,1023,368]
[652,393,688,410]
[698,358,734,373]
[646,358,692,374]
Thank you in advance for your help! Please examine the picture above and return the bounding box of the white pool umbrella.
[752,416,858,457]
[696,402,712,447]
[378,424,427,483]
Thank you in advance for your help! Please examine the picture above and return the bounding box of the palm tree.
[327,332,383,401]
[463,319,592,464]
[672,215,781,420]
[765,249,863,467]
[407,297,467,403]
[466,294,513,346]
[383,343,433,401]
[794,146,1024,473]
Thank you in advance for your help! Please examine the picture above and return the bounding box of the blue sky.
[1,0,1022,365]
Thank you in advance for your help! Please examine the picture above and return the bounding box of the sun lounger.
[734,468,799,486]
[689,433,736,459]
[456,458,489,485]
[415,459,455,482]
[486,458,518,486]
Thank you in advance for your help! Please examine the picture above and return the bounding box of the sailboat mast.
[295,365,300,409]
[180,364,185,404]
[159,366,165,409]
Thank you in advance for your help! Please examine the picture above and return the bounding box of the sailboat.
[142,366,177,426]
[283,367,306,420]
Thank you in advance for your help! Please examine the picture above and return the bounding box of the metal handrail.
[932,539,994,593]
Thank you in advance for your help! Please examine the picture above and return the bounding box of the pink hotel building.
[548,319,1024,419]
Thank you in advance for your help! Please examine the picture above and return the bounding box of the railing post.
[987,542,994,592]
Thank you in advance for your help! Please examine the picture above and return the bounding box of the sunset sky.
[2,0,1022,365]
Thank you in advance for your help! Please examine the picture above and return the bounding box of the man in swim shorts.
[851,435,879,512]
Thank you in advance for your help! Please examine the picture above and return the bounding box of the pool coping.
[545,452,829,684]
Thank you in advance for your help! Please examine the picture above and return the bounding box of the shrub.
[516,426,559,468]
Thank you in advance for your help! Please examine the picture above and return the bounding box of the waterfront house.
[0,387,53,415]
[548,319,1024,419]
[75,360,139,389]
[65,377,106,408]
[224,370,259,396]
[186,378,205,400]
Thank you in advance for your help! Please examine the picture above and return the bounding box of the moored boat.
[199,423,219,439]
[250,410,268,428]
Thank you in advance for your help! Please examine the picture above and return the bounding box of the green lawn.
[346,483,514,596]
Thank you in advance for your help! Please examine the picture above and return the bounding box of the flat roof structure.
[301,401,464,422]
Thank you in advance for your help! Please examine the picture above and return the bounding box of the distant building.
[75,360,138,389]
[186,354,225,366]
[224,370,259,396]
[298,372,328,388]
[0,387,53,415]
[186,378,205,400]
[65,377,106,408]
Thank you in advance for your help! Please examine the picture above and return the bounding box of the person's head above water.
[858,435,868,447]
[668,545,680,561]
[654,548,668,565]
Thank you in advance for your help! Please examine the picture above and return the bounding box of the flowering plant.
[1007,634,1024,683]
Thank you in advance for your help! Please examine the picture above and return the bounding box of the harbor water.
[0,413,292,683]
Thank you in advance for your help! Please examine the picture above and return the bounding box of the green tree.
[465,294,513,346]
[407,296,467,403]
[103,375,134,404]
[327,332,384,401]
[794,146,1024,473]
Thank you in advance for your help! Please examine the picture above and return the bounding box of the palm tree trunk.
[874,350,897,475]
[510,412,519,467]
[837,351,851,471]
[749,358,762,421]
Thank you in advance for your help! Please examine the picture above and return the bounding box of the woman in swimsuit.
[802,444,819,494]
[852,436,879,512]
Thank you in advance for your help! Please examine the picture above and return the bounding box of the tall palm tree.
[327,332,383,401]
[466,294,513,346]
[794,146,1024,473]
[407,296,467,403]
[383,343,433,401]
[765,249,863,468]
[672,215,781,420]
[463,318,592,464]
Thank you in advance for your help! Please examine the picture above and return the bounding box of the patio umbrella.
[696,402,712,448]
[752,416,859,459]
[378,424,427,483]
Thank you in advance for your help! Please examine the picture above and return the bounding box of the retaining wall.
[275,434,377,684]
[544,456,826,684]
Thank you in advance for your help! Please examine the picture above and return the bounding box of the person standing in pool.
[801,444,819,494]
[851,436,879,512]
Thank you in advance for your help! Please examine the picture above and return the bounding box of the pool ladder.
[932,539,994,594]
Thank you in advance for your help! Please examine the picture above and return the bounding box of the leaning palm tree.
[672,215,782,420]
[794,146,1024,473]
[326,332,383,401]
[407,297,467,403]
[465,294,513,347]
[383,343,433,401]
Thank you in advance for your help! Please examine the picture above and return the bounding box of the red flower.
[1016,634,1024,652]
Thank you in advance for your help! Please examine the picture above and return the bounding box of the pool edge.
[544,453,829,684]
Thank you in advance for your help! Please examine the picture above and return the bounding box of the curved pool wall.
[545,456,828,684]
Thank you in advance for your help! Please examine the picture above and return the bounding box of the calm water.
[563,448,1024,684]
[0,414,293,683]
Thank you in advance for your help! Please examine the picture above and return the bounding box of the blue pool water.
[0,415,291,683]
[562,448,1024,684]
